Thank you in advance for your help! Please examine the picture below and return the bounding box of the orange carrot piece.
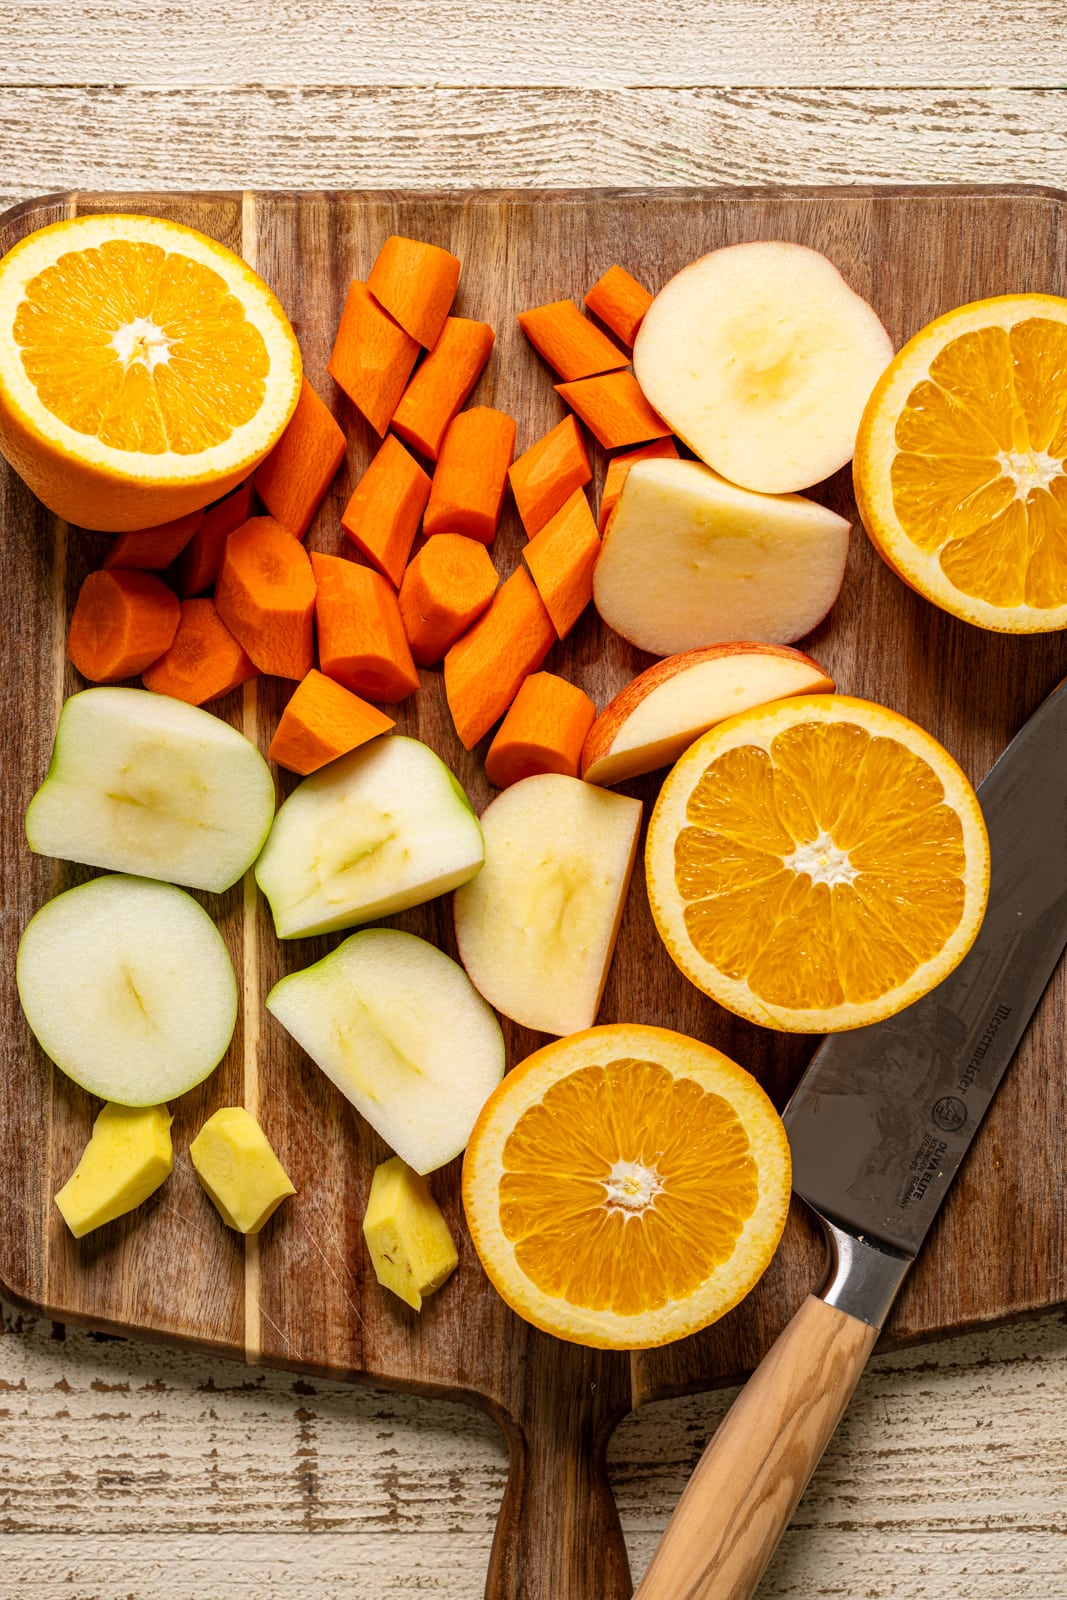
[485,672,597,789]
[175,481,255,596]
[555,371,672,450]
[254,377,346,540]
[443,567,556,749]
[214,516,316,680]
[142,598,258,705]
[340,434,431,586]
[310,551,420,703]
[517,300,628,382]
[268,669,395,776]
[423,407,516,545]
[598,438,679,531]
[523,488,601,639]
[391,317,495,461]
[398,533,499,667]
[103,510,202,572]
[67,569,180,683]
[328,280,420,437]
[508,415,592,538]
[367,235,461,350]
[584,266,654,347]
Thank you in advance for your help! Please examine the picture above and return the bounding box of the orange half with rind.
[645,695,990,1033]
[0,213,302,530]
[854,294,1067,631]
[462,1023,791,1350]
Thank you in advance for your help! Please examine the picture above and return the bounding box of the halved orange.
[645,696,990,1033]
[854,294,1067,630]
[462,1024,791,1350]
[0,213,302,530]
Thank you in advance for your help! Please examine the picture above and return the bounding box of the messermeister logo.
[957,1004,1012,1093]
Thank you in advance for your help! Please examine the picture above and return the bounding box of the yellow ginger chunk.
[363,1156,459,1310]
[54,1102,173,1239]
[189,1106,296,1234]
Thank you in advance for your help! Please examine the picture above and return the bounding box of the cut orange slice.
[462,1024,791,1349]
[854,294,1067,630]
[645,696,989,1033]
[0,213,302,531]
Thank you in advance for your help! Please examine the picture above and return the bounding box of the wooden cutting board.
[2,186,1066,1600]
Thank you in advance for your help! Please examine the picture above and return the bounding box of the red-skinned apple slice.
[593,456,850,656]
[633,240,893,495]
[581,643,835,787]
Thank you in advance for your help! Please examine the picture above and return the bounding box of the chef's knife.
[634,675,1067,1600]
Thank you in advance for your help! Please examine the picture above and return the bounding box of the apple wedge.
[592,456,850,656]
[25,687,275,893]
[581,643,835,786]
[634,241,893,495]
[266,929,504,1174]
[255,734,484,939]
[453,775,641,1037]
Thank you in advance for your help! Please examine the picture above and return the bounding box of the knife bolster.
[817,1215,913,1329]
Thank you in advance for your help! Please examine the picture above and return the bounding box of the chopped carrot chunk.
[485,672,597,788]
[555,370,672,450]
[103,511,202,572]
[584,266,654,347]
[142,598,258,705]
[214,516,316,680]
[176,481,254,597]
[310,551,420,703]
[391,317,494,461]
[444,567,556,749]
[368,235,461,349]
[269,669,395,775]
[254,378,346,540]
[508,415,592,538]
[398,534,499,667]
[517,300,628,382]
[341,434,431,586]
[523,488,601,638]
[67,569,180,683]
[423,407,516,545]
[328,281,420,436]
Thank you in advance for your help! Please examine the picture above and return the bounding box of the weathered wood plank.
[2,1301,1065,1598]
[2,88,1067,218]
[0,1,1062,89]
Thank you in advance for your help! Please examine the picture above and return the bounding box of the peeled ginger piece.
[189,1106,296,1234]
[54,1102,174,1238]
[363,1156,459,1310]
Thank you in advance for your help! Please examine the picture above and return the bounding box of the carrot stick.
[142,598,258,705]
[254,377,347,540]
[328,281,421,436]
[214,516,316,680]
[367,236,461,350]
[443,567,556,749]
[341,434,431,586]
[555,370,672,450]
[103,510,202,572]
[517,300,628,382]
[268,669,395,776]
[508,415,592,538]
[523,488,601,639]
[175,481,255,597]
[423,407,516,545]
[398,533,499,667]
[309,551,420,703]
[598,438,679,531]
[485,672,597,789]
[584,266,654,347]
[391,317,495,461]
[67,569,180,683]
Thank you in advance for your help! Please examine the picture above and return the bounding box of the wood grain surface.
[2,184,1067,1598]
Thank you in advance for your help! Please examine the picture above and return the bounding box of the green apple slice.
[255,735,484,939]
[266,929,504,1173]
[26,687,275,893]
[17,874,238,1105]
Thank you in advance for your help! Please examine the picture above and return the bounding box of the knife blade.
[634,675,1067,1600]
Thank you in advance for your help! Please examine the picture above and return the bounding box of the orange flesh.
[675,721,967,1009]
[14,240,269,454]
[498,1057,758,1317]
[890,318,1067,607]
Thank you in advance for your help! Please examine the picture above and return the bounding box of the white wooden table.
[2,5,1066,1595]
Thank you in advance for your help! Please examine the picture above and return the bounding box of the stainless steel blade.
[784,674,1067,1260]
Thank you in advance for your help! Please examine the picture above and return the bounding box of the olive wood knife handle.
[633,1294,879,1600]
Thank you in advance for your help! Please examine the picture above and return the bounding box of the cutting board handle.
[631,1294,878,1600]
[484,1395,632,1600]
